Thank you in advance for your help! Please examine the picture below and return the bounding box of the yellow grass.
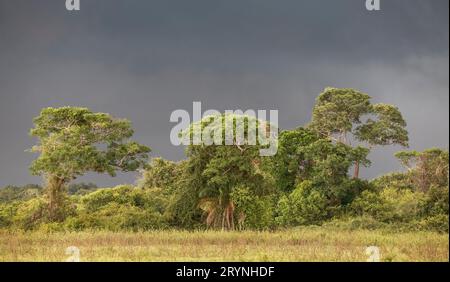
[0,227,448,262]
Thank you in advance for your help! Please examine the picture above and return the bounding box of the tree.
[309,88,371,143]
[138,158,185,195]
[29,107,150,221]
[182,113,276,230]
[395,148,449,192]
[269,127,318,192]
[309,87,409,178]
[299,138,370,206]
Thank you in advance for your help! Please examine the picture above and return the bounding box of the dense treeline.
[0,88,448,233]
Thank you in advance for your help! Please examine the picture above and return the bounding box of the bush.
[138,158,183,193]
[275,181,328,226]
[420,186,449,217]
[351,187,425,223]
[231,186,275,230]
[65,203,167,231]
[36,222,65,233]
[12,198,48,230]
[67,185,169,231]
[0,203,16,228]
[82,185,168,212]
[417,215,449,233]
[371,172,414,191]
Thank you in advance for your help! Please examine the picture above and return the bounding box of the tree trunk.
[46,175,66,221]
[353,160,360,179]
[221,209,226,231]
[229,202,235,230]
[221,201,235,231]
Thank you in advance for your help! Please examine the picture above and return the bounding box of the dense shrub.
[351,187,425,223]
[0,203,17,228]
[11,198,48,230]
[0,147,447,233]
[65,203,167,231]
[371,172,414,191]
[417,215,449,233]
[420,186,449,217]
[69,185,169,231]
[0,185,170,231]
[275,181,328,226]
[231,186,276,230]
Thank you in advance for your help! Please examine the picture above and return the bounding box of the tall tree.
[309,87,409,178]
[29,107,150,221]
[182,113,275,230]
[309,88,372,143]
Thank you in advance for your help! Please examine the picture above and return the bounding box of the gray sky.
[0,0,448,187]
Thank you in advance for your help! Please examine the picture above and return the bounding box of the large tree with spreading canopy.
[29,107,151,220]
[309,87,409,178]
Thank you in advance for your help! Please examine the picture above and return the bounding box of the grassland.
[0,227,448,262]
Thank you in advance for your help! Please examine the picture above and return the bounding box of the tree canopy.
[309,87,409,178]
[0,90,442,233]
[29,107,151,220]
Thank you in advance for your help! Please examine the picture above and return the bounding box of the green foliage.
[179,113,276,230]
[309,87,371,140]
[371,172,414,191]
[168,181,204,229]
[421,186,449,217]
[355,103,409,147]
[138,157,187,204]
[0,202,17,228]
[67,182,98,195]
[8,196,76,230]
[30,107,151,180]
[351,187,425,223]
[0,184,42,203]
[301,140,370,186]
[309,87,408,179]
[310,87,408,148]
[0,185,170,231]
[395,148,449,192]
[269,128,318,192]
[28,107,151,221]
[65,203,166,232]
[330,178,373,208]
[275,181,328,226]
[348,157,449,233]
[417,215,449,233]
[82,185,167,213]
[231,186,276,230]
[69,185,168,231]
[11,198,49,230]
[0,100,447,234]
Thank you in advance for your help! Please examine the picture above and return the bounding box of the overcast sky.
[0,0,448,187]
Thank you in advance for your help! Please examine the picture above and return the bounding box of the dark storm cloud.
[0,0,448,187]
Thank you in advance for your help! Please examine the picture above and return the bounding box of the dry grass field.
[0,227,448,262]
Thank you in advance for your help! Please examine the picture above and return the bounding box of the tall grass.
[0,227,448,262]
